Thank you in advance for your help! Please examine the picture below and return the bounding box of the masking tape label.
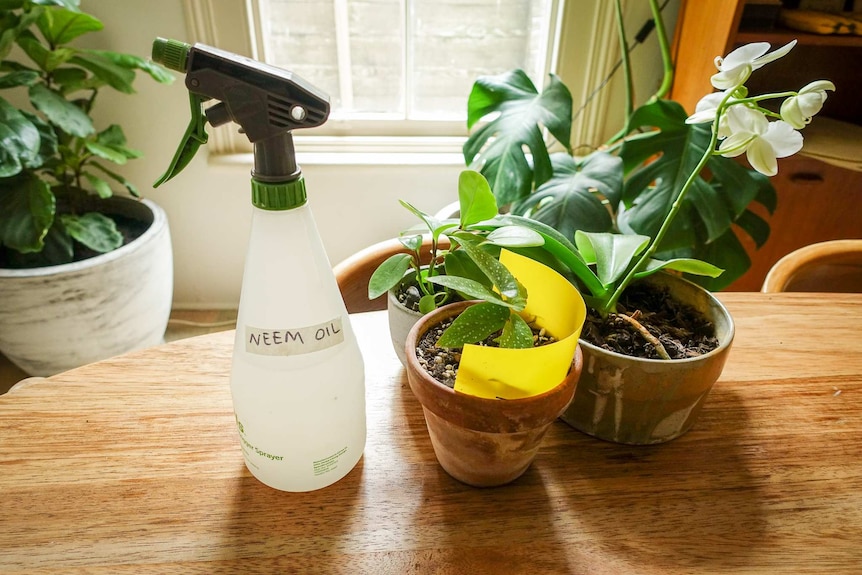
[245,317,344,356]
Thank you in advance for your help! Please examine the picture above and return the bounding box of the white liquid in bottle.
[230,200,366,492]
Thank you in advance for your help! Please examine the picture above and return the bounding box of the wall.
[77,0,677,308]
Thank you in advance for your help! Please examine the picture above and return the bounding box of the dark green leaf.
[20,109,57,168]
[14,29,50,70]
[0,70,39,89]
[0,96,41,175]
[3,219,73,266]
[618,99,772,280]
[679,230,751,291]
[0,1,27,11]
[28,82,92,136]
[634,257,724,279]
[82,171,112,198]
[426,275,513,308]
[452,232,524,305]
[51,66,88,93]
[735,209,770,249]
[89,162,139,197]
[59,211,121,253]
[84,140,127,164]
[368,252,412,299]
[0,173,54,252]
[70,52,135,93]
[88,50,174,84]
[495,313,534,349]
[444,249,492,289]
[463,70,572,206]
[37,6,102,45]
[513,151,622,240]
[458,169,497,227]
[436,302,510,348]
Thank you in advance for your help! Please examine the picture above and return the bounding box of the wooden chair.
[333,236,449,313]
[761,240,862,293]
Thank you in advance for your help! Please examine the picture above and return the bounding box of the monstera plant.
[0,0,173,268]
[463,2,776,291]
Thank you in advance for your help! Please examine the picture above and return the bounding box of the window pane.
[410,0,552,119]
[259,0,554,122]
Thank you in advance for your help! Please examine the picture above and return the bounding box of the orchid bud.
[780,80,836,129]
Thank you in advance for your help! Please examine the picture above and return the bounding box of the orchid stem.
[602,91,733,315]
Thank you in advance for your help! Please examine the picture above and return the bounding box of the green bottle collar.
[251,177,307,210]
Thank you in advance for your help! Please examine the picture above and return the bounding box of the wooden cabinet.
[671,0,862,291]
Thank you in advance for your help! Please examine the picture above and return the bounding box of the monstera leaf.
[511,150,623,241]
[617,99,776,287]
[463,69,572,206]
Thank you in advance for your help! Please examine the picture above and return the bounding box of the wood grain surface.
[1,293,860,574]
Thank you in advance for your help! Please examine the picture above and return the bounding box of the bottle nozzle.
[152,37,191,72]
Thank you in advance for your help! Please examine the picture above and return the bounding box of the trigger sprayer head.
[151,37,330,191]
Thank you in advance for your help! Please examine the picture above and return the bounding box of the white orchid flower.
[686,91,735,138]
[780,80,836,129]
[711,40,797,90]
[718,106,803,176]
[686,92,725,124]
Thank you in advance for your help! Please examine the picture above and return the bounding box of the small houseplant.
[368,169,550,364]
[370,169,589,486]
[0,0,175,375]
[401,245,587,487]
[463,0,833,443]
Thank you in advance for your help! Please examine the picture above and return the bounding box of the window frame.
[181,0,649,159]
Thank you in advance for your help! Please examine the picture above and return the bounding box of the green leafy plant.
[0,0,173,268]
[464,0,776,292]
[368,169,548,349]
[464,0,832,358]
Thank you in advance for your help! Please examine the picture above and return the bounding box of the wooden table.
[1,293,860,574]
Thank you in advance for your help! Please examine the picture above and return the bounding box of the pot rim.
[405,299,583,431]
[0,198,166,279]
[580,273,735,364]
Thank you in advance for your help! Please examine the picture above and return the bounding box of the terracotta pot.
[560,273,734,445]
[405,300,583,487]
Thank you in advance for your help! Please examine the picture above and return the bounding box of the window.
[255,0,558,129]
[182,0,678,156]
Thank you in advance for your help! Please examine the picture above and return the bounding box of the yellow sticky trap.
[453,250,586,399]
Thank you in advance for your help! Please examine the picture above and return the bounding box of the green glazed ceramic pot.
[560,273,734,445]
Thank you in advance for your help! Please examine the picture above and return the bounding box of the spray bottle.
[151,38,366,492]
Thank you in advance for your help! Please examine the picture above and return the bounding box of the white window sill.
[208,135,469,167]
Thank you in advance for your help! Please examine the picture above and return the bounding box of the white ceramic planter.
[387,288,423,367]
[0,198,173,376]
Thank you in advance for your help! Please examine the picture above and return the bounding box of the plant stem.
[615,0,634,126]
[602,94,730,315]
[647,0,674,102]
[604,0,634,147]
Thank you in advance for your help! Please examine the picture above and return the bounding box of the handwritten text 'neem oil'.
[245,318,344,356]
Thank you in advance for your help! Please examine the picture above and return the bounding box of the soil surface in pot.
[582,282,719,360]
[416,318,556,388]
